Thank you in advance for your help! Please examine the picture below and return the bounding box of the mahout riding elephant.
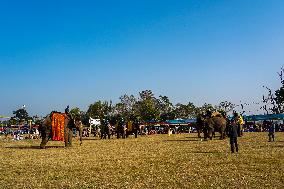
[40,111,83,149]
[204,116,227,140]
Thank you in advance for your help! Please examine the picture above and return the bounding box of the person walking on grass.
[228,118,239,153]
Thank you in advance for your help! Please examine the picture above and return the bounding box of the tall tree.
[174,102,196,119]
[263,66,284,114]
[158,95,175,121]
[70,107,81,117]
[12,107,30,124]
[87,101,111,119]
[115,94,137,119]
[136,90,160,122]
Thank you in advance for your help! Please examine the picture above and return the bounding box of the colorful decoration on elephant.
[51,113,65,141]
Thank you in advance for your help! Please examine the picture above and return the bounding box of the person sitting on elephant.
[206,110,212,118]
[65,105,70,114]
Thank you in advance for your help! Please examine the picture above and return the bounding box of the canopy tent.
[166,119,188,126]
[243,114,284,121]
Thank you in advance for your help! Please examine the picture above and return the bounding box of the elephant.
[39,112,83,149]
[204,116,227,140]
[124,120,140,138]
[116,123,126,139]
[100,119,112,139]
[195,115,205,138]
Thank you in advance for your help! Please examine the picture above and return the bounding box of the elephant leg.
[219,132,223,140]
[64,130,69,147]
[103,131,106,139]
[135,129,138,138]
[203,128,207,140]
[197,129,201,138]
[40,127,50,149]
[68,129,73,147]
[117,132,119,139]
[40,135,49,149]
[208,129,213,140]
[221,128,226,139]
[64,128,72,147]
[107,132,110,139]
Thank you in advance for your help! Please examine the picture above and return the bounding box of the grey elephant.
[204,116,227,140]
[40,112,83,149]
[195,115,206,138]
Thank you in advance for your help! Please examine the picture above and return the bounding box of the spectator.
[228,118,239,153]
[268,123,275,142]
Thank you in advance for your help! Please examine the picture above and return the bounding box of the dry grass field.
[0,132,283,189]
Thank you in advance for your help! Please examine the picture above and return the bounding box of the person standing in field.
[228,118,239,153]
[268,122,275,142]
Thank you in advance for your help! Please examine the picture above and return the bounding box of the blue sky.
[1,0,284,116]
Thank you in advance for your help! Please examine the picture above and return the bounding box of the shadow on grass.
[185,136,201,139]
[163,139,200,142]
[273,145,284,148]
[258,144,284,148]
[5,146,65,149]
[82,138,100,141]
[188,151,222,154]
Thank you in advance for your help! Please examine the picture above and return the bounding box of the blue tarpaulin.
[243,114,284,121]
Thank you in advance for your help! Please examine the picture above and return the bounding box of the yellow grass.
[0,132,283,189]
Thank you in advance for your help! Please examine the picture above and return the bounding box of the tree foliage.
[174,102,196,119]
[87,101,111,119]
[263,66,284,114]
[136,90,160,122]
[13,108,29,122]
[70,107,81,117]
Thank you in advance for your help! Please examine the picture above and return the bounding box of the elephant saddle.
[51,113,65,141]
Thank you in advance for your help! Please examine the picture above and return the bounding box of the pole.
[89,117,92,137]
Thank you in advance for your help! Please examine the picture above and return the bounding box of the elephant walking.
[40,112,83,149]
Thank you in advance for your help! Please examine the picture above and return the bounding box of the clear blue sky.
[1,0,284,116]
